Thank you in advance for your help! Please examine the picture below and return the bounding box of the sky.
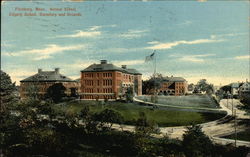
[1,1,249,86]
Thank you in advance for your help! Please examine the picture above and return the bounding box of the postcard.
[1,0,250,157]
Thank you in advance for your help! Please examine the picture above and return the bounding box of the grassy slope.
[222,130,250,142]
[53,101,225,127]
[137,95,219,108]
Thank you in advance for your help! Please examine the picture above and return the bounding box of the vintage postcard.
[1,0,250,157]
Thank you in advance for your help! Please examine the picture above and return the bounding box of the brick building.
[20,68,79,99]
[158,76,188,96]
[80,60,142,100]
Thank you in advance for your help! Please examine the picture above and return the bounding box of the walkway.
[129,97,250,147]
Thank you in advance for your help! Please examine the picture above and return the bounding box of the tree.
[0,70,17,113]
[125,86,134,102]
[0,70,19,157]
[196,79,214,94]
[135,112,159,135]
[45,83,66,103]
[118,82,124,99]
[220,85,232,96]
[182,125,214,157]
[95,109,124,129]
[142,73,163,95]
[26,84,40,102]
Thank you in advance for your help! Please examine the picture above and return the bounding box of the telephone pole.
[234,109,237,147]
[153,51,157,107]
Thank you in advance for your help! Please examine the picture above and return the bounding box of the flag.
[145,51,155,62]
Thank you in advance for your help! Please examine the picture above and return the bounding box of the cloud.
[146,38,223,50]
[177,20,192,26]
[1,42,12,47]
[112,60,145,66]
[66,60,96,70]
[186,76,247,86]
[4,44,85,60]
[59,30,101,38]
[102,47,144,53]
[147,41,160,45]
[235,55,250,60]
[89,25,102,31]
[33,55,52,61]
[211,32,248,39]
[197,0,207,2]
[119,29,148,39]
[6,70,37,85]
[171,54,216,63]
[56,26,103,38]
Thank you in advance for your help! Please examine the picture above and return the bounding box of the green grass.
[136,95,219,109]
[53,101,225,127]
[222,130,250,142]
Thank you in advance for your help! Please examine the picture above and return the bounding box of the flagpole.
[154,50,156,106]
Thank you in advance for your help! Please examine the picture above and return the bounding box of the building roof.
[75,78,81,82]
[81,60,142,75]
[230,83,240,88]
[20,69,75,82]
[241,82,250,87]
[125,68,142,75]
[162,76,186,82]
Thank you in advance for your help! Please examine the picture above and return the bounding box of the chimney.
[121,65,127,69]
[55,68,60,74]
[100,60,107,64]
[38,68,42,73]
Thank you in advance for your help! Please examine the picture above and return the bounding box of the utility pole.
[234,109,237,147]
[231,95,234,115]
[227,93,229,108]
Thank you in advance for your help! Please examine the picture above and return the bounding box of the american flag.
[145,50,155,62]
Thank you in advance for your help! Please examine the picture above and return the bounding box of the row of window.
[85,88,94,93]
[84,73,113,78]
[103,79,112,86]
[123,74,134,80]
[175,82,184,85]
[85,80,94,86]
[103,73,112,77]
[84,79,113,86]
[85,73,94,77]
[83,95,114,99]
[84,88,113,93]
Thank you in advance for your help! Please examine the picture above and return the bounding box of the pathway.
[128,97,250,147]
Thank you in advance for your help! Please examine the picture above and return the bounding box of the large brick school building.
[80,60,142,100]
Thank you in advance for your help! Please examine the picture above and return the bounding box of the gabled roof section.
[81,60,142,75]
[230,82,240,88]
[125,69,142,75]
[162,76,186,82]
[81,63,124,73]
[20,69,75,82]
[75,78,81,82]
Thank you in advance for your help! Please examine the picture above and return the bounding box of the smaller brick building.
[158,76,188,96]
[20,68,79,99]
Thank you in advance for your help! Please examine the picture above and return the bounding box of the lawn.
[136,95,219,109]
[222,130,250,142]
[53,100,225,127]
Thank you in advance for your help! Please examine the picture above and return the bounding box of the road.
[113,97,250,147]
